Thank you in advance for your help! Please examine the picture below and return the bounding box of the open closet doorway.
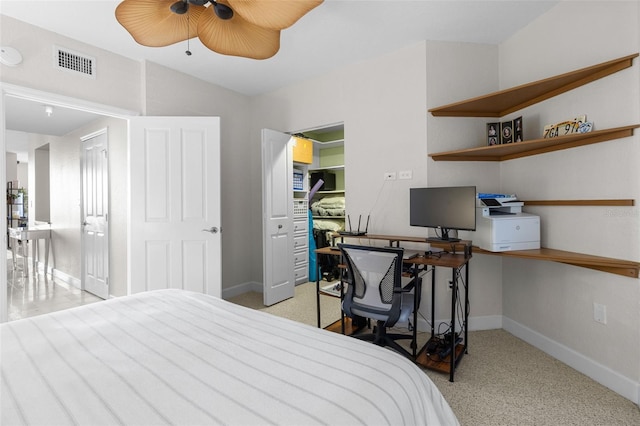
[261,123,345,310]
[297,124,346,299]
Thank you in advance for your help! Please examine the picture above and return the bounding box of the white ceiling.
[2,0,559,151]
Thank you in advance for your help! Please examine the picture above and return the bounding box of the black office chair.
[338,243,417,358]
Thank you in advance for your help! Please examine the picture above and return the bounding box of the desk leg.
[33,239,38,275]
[340,267,346,334]
[316,263,321,328]
[44,238,50,278]
[25,240,29,277]
[412,265,419,358]
[431,268,436,339]
[11,239,17,270]
[449,267,457,382]
[464,262,469,354]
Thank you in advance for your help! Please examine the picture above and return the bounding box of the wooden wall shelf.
[428,53,638,117]
[522,199,634,207]
[429,124,640,161]
[474,247,640,278]
[426,53,640,279]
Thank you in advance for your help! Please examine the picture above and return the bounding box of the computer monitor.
[409,186,476,242]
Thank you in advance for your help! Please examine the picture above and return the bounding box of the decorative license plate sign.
[543,115,593,138]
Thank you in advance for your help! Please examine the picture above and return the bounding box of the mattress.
[1,289,459,425]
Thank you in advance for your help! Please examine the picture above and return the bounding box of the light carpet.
[228,281,640,426]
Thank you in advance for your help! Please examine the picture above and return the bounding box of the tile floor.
[6,253,103,321]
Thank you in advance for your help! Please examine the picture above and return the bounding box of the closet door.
[261,129,295,306]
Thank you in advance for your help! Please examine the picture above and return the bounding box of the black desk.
[315,237,472,381]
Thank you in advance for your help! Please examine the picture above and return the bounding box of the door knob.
[202,227,219,234]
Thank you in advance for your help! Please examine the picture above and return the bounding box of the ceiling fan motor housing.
[171,1,233,20]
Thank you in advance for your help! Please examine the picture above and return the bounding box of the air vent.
[53,45,96,78]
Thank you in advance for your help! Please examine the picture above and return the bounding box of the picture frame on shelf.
[501,120,513,144]
[513,116,523,142]
[487,122,499,146]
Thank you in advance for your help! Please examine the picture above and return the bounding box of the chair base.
[353,320,415,359]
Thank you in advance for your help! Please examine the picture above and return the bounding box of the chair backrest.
[339,244,404,326]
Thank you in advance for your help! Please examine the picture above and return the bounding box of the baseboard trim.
[469,315,503,331]
[223,281,312,300]
[222,281,262,300]
[504,317,639,405]
[414,315,502,334]
[50,268,81,289]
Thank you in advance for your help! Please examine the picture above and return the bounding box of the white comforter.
[1,289,458,425]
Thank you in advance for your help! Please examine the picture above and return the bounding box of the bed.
[1,289,459,425]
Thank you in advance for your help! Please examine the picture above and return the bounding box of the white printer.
[475,194,540,252]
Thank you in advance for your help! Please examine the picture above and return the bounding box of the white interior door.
[128,117,221,297]
[81,130,109,299]
[262,129,295,306]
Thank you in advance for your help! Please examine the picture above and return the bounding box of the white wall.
[16,161,27,189]
[250,42,504,328]
[48,132,82,280]
[425,41,504,329]
[0,15,141,112]
[251,43,429,244]
[498,1,640,403]
[5,151,17,181]
[34,147,49,223]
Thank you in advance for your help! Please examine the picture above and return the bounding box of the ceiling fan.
[115,0,324,60]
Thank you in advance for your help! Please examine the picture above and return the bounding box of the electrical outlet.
[399,170,412,180]
[593,303,607,324]
[384,172,396,181]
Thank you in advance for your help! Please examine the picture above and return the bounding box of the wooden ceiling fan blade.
[227,0,324,30]
[115,0,205,47]
[198,5,280,59]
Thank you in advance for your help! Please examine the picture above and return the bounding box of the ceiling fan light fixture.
[212,2,233,20]
[170,0,189,15]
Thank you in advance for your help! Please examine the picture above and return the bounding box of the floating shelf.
[309,165,344,172]
[429,124,640,161]
[474,247,640,278]
[429,53,639,117]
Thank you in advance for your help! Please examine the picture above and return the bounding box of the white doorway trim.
[0,83,137,322]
